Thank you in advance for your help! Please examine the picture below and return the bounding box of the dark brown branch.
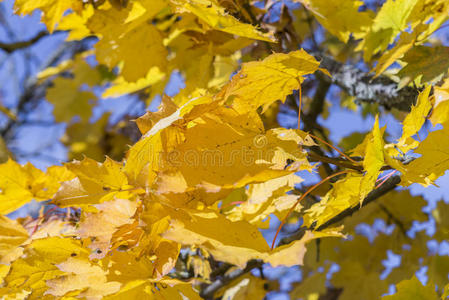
[304,9,319,51]
[307,151,363,171]
[0,39,92,140]
[319,287,344,300]
[279,175,401,245]
[200,259,263,299]
[200,176,401,298]
[307,151,395,172]
[308,76,330,121]
[0,30,49,53]
[209,263,233,280]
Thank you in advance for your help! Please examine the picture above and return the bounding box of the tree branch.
[307,151,363,172]
[307,151,396,172]
[200,176,401,298]
[200,259,263,299]
[308,75,330,121]
[279,175,400,245]
[285,85,334,175]
[0,30,49,53]
[0,39,93,141]
[315,53,420,111]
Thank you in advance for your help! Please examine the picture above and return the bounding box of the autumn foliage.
[1,0,449,299]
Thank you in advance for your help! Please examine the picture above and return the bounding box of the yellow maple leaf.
[97,24,167,82]
[357,0,419,60]
[266,228,344,267]
[382,275,439,300]
[104,277,201,299]
[360,115,384,203]
[2,237,89,298]
[14,0,83,32]
[225,174,304,228]
[332,260,389,300]
[298,0,372,43]
[168,36,215,93]
[58,7,94,41]
[0,160,73,215]
[219,49,322,113]
[125,95,213,187]
[102,67,166,99]
[45,257,121,298]
[87,1,168,82]
[162,210,270,268]
[156,120,312,193]
[44,55,102,123]
[140,215,181,278]
[397,45,449,86]
[208,53,242,89]
[430,78,449,126]
[63,113,130,161]
[101,250,188,298]
[304,118,384,226]
[399,120,449,186]
[0,159,36,215]
[135,95,180,135]
[303,172,363,228]
[372,30,418,77]
[46,77,96,123]
[171,0,275,42]
[430,79,449,125]
[163,208,343,268]
[221,274,270,300]
[0,215,28,265]
[53,157,134,207]
[373,0,418,33]
[128,92,314,193]
[409,0,449,41]
[397,85,432,151]
[76,198,138,259]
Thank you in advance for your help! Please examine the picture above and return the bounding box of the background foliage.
[0,0,449,299]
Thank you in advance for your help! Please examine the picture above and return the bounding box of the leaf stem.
[271,170,350,250]
[375,170,398,189]
[298,83,302,129]
[307,151,363,172]
[308,132,358,164]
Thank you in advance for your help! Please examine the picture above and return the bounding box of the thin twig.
[297,83,302,129]
[308,132,358,163]
[0,39,92,140]
[0,30,50,53]
[307,151,363,172]
[303,9,319,51]
[308,76,330,121]
[271,170,350,249]
[200,259,263,299]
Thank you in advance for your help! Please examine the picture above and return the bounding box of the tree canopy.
[0,0,449,299]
